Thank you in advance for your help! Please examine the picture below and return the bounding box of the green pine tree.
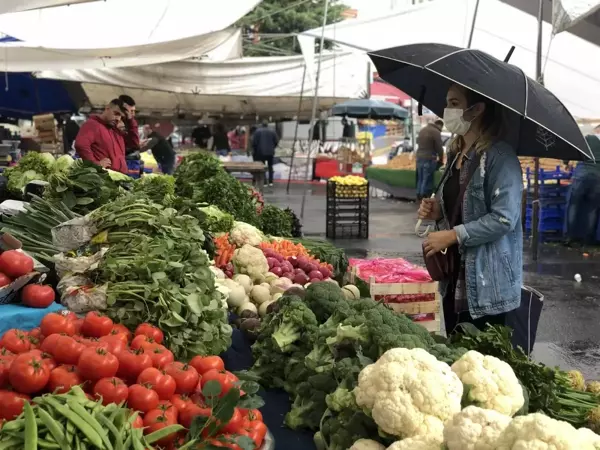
[238,0,349,56]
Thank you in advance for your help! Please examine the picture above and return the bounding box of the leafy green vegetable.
[197,205,235,234]
[260,204,293,237]
[174,152,225,198]
[4,152,56,194]
[54,154,74,172]
[132,174,175,204]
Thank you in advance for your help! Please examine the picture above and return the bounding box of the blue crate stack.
[126,159,143,179]
[524,166,572,242]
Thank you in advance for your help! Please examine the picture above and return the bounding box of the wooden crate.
[349,266,441,332]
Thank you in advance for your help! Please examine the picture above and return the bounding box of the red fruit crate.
[349,266,440,333]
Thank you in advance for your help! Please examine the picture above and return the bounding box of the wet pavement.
[264,183,600,379]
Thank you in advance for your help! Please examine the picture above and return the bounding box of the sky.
[344,0,432,18]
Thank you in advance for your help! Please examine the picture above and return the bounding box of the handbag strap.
[449,152,482,227]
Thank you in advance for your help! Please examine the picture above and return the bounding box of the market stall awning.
[0,0,98,15]
[298,0,600,119]
[552,0,600,33]
[0,28,241,72]
[370,80,411,105]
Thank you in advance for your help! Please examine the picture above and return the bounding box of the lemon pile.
[330,175,368,198]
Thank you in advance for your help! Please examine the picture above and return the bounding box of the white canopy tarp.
[0,28,242,71]
[0,0,260,48]
[553,0,600,34]
[298,0,600,119]
[0,0,98,15]
[38,52,369,118]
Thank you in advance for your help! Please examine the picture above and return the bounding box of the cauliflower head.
[386,437,443,450]
[451,350,524,417]
[443,406,511,450]
[232,244,269,282]
[354,348,463,442]
[349,439,386,450]
[578,428,600,449]
[230,221,264,247]
[495,413,595,450]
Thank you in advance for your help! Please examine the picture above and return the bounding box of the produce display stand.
[223,161,266,192]
[349,266,441,333]
[33,113,62,155]
[326,180,369,239]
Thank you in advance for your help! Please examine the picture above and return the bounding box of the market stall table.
[0,301,64,335]
[222,161,266,192]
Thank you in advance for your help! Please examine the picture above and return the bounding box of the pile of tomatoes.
[0,311,268,450]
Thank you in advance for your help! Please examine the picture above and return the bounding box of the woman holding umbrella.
[417,84,523,333]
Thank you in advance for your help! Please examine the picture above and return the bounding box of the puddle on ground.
[534,341,600,380]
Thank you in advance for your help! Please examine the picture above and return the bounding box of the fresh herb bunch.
[174,152,225,198]
[45,159,122,214]
[285,207,303,237]
[132,174,175,204]
[260,204,293,237]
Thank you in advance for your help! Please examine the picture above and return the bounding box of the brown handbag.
[423,153,481,281]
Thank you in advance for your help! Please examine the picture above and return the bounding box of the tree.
[237,0,349,56]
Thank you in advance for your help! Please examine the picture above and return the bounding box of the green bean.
[65,421,75,445]
[0,437,21,450]
[37,407,69,450]
[23,401,37,450]
[144,424,184,444]
[96,413,123,450]
[38,438,61,449]
[131,429,145,450]
[42,398,105,449]
[123,434,132,450]
[66,399,113,450]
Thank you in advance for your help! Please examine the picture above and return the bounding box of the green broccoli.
[285,372,338,430]
[325,388,356,412]
[304,282,349,323]
[428,343,468,365]
[318,408,385,450]
[305,343,335,373]
[271,301,318,352]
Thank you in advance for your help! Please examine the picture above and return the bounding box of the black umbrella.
[368,43,593,161]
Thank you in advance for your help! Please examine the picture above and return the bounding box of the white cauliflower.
[443,406,511,450]
[578,428,600,449]
[230,221,264,247]
[495,413,595,450]
[354,348,463,443]
[386,437,443,450]
[349,439,386,450]
[232,244,269,282]
[451,350,524,417]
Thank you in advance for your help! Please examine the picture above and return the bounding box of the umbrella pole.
[301,0,330,220]
[287,62,307,194]
[531,0,544,261]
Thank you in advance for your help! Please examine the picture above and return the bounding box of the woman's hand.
[423,230,458,257]
[418,198,442,221]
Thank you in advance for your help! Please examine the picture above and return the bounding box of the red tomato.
[0,273,11,287]
[189,355,225,376]
[128,384,159,413]
[130,335,159,352]
[241,409,263,422]
[143,409,177,446]
[137,367,177,400]
[79,338,109,350]
[61,311,78,321]
[0,329,31,354]
[80,312,113,338]
[93,377,129,406]
[48,365,82,394]
[9,352,50,394]
[170,394,193,413]
[29,351,57,372]
[40,313,75,337]
[77,347,119,382]
[131,413,144,429]
[200,369,239,397]
[220,407,243,434]
[164,362,199,395]
[110,324,132,342]
[40,333,61,354]
[149,345,174,369]
[0,390,30,421]
[72,319,84,335]
[246,420,268,446]
[134,323,164,344]
[0,348,15,362]
[21,284,55,309]
[28,328,43,341]
[156,400,178,421]
[105,330,128,346]
[0,359,11,387]
[0,250,33,279]
[178,403,212,428]
[98,335,126,355]
[117,348,153,383]
[52,335,85,365]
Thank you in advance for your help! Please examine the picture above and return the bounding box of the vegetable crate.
[326,181,369,239]
[349,266,441,332]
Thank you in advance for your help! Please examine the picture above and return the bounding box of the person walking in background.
[416,119,445,202]
[211,123,230,156]
[564,124,600,246]
[75,99,128,173]
[141,124,177,175]
[252,120,279,187]
[192,122,211,148]
[61,113,80,153]
[118,95,140,153]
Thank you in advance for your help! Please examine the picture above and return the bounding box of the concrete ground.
[264,183,600,379]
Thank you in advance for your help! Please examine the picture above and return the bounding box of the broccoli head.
[304,282,349,323]
[318,408,384,450]
[428,343,468,364]
[305,343,335,373]
[325,388,356,412]
[271,300,318,352]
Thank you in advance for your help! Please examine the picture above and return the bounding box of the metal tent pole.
[467,0,481,48]
[300,0,330,220]
[531,0,544,261]
[287,63,308,194]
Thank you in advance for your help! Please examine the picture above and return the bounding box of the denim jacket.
[436,140,523,318]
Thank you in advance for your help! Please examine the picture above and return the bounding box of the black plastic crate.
[326,220,369,239]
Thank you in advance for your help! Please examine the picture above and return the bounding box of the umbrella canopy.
[331,98,408,120]
[369,43,592,161]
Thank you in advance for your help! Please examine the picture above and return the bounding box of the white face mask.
[443,107,473,136]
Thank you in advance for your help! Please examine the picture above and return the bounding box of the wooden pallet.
[349,266,441,332]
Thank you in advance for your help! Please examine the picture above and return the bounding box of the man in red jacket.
[75,99,128,173]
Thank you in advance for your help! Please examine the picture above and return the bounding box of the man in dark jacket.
[142,125,177,174]
[75,99,128,173]
[118,95,140,154]
[252,120,279,187]
[415,119,444,201]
